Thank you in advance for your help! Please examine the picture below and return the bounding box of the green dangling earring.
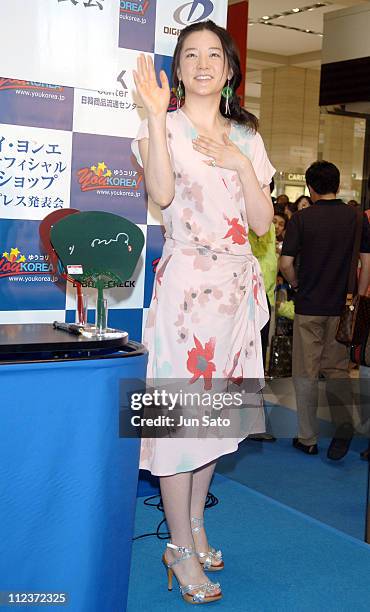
[176,79,184,111]
[221,79,233,116]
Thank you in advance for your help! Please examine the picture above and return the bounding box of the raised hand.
[133,54,170,118]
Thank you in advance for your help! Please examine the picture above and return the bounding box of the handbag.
[336,211,370,345]
[350,328,370,366]
[337,293,370,346]
[268,335,292,378]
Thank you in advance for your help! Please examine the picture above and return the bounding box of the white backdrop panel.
[0,0,120,90]
[0,123,72,221]
[72,49,151,138]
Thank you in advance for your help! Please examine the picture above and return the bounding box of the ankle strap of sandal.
[190,517,204,534]
[166,543,194,567]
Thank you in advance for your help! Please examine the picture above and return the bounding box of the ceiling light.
[257,3,329,34]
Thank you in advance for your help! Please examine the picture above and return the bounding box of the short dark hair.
[274,203,286,216]
[276,194,289,205]
[295,195,313,207]
[273,211,288,228]
[286,202,298,214]
[305,161,340,195]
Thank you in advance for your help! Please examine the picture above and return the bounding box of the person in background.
[295,195,312,211]
[249,183,278,442]
[284,201,297,220]
[280,161,370,460]
[348,199,360,208]
[273,210,288,253]
[359,207,370,462]
[250,181,278,370]
[276,194,289,207]
[273,202,285,215]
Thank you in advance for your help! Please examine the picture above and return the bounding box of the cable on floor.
[132,492,219,541]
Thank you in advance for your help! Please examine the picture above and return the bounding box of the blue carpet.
[216,438,368,540]
[137,402,369,540]
[137,438,368,540]
[127,475,370,611]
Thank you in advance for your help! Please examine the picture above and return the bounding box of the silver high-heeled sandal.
[162,542,222,604]
[191,517,224,572]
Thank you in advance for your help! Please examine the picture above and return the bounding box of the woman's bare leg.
[160,471,221,590]
[190,460,221,563]
[190,460,217,518]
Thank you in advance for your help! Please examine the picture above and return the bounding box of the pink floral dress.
[132,109,275,476]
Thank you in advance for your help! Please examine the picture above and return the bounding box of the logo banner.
[154,0,228,57]
[119,0,157,52]
[0,79,74,132]
[0,219,66,312]
[70,133,147,224]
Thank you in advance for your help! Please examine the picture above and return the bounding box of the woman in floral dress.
[132,20,274,605]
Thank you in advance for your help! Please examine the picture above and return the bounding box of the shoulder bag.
[336,211,370,346]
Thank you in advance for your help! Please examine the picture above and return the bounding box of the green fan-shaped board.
[50,211,145,286]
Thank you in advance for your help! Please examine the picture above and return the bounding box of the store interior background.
[183,0,370,546]
[228,0,369,204]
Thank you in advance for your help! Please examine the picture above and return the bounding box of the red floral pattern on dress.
[252,273,260,305]
[187,335,216,390]
[152,257,160,273]
[154,255,172,299]
[223,216,247,245]
[223,349,243,386]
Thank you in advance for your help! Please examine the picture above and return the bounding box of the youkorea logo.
[77,161,143,195]
[120,1,149,16]
[173,0,214,26]
[0,247,54,280]
[0,78,63,93]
